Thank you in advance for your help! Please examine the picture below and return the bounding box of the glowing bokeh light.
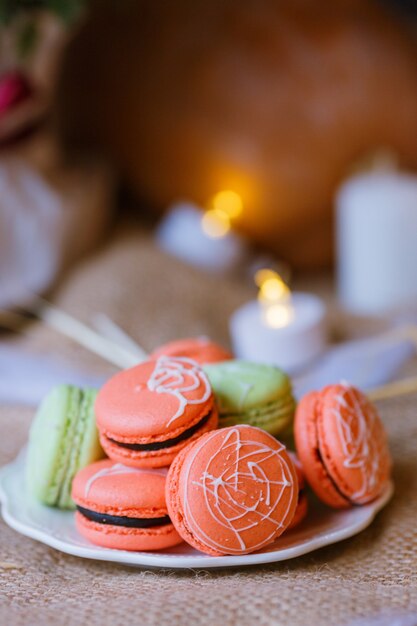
[211,190,243,219]
[202,208,231,239]
[255,269,294,328]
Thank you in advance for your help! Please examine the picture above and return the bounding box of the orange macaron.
[96,357,218,468]
[287,452,308,530]
[166,425,299,556]
[295,383,391,509]
[150,337,232,365]
[72,459,182,551]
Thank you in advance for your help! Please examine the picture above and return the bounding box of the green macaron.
[26,385,104,510]
[204,360,295,436]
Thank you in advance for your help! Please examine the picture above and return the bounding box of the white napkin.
[293,331,415,399]
[0,345,104,405]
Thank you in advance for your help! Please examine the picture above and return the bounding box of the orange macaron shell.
[288,492,308,530]
[295,385,391,509]
[75,512,181,551]
[99,407,218,468]
[166,425,299,556]
[150,337,232,365]
[72,459,182,551]
[287,452,308,530]
[96,357,217,467]
[318,384,391,505]
[295,391,350,509]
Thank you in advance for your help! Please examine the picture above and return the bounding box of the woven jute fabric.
[1,226,416,626]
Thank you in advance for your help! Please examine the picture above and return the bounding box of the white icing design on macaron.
[84,463,167,498]
[331,385,386,503]
[183,426,295,553]
[147,356,212,426]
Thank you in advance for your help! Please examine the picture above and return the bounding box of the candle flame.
[255,269,290,303]
[264,304,294,328]
[255,269,294,328]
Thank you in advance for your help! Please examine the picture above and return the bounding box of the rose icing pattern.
[331,385,389,503]
[147,356,211,426]
[183,428,296,553]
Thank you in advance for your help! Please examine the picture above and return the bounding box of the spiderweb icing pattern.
[183,427,296,553]
[331,385,389,503]
[147,356,212,426]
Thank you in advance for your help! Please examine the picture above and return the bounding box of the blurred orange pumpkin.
[58,0,417,268]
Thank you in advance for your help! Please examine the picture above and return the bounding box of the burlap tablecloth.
[1,227,416,626]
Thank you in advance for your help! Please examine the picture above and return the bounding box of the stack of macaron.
[25,335,392,557]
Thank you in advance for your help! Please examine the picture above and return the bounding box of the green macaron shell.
[204,360,295,436]
[219,397,296,434]
[26,385,103,509]
[57,388,103,508]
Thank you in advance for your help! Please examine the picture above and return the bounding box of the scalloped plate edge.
[0,450,394,569]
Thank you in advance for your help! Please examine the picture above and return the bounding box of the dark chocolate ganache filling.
[108,410,212,451]
[77,506,171,528]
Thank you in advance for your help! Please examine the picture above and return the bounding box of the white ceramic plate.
[0,450,393,570]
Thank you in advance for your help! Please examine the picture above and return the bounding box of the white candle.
[337,171,417,315]
[229,271,327,373]
[156,197,247,273]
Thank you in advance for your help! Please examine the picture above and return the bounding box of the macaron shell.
[26,385,103,510]
[96,358,214,441]
[26,385,71,505]
[167,425,298,556]
[75,512,182,551]
[219,397,295,435]
[165,442,216,554]
[288,491,308,530]
[58,388,104,509]
[151,337,232,365]
[72,459,169,517]
[205,360,292,412]
[318,385,391,505]
[288,451,305,490]
[99,407,218,468]
[286,452,308,530]
[77,389,105,469]
[73,459,183,550]
[294,391,350,509]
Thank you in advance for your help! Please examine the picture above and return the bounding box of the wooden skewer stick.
[367,376,417,402]
[91,313,148,360]
[38,305,140,370]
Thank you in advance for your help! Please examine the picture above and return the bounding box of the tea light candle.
[156,192,248,273]
[229,271,327,373]
[337,171,417,314]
